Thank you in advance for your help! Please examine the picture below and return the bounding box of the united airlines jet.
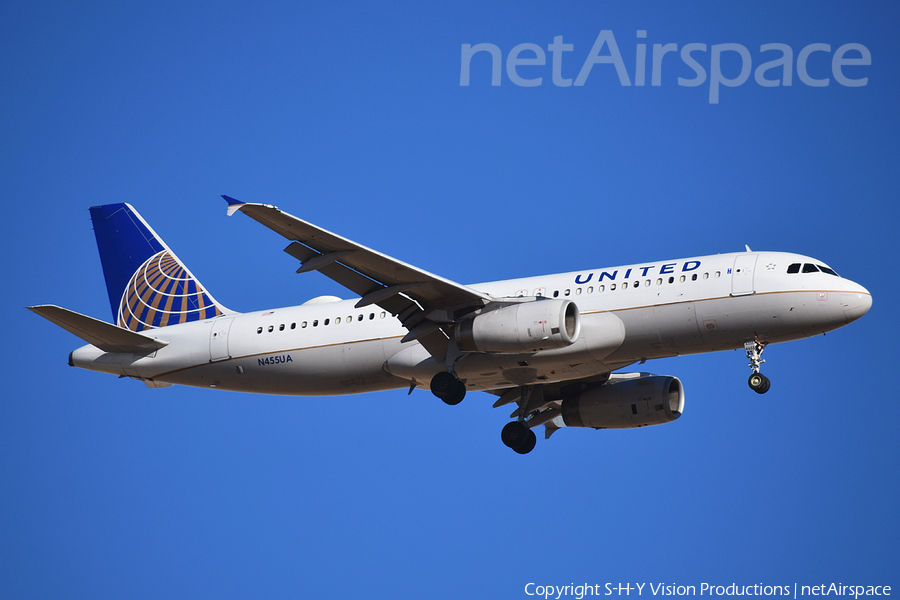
[30,198,872,454]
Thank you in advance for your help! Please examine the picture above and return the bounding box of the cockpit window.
[788,262,837,276]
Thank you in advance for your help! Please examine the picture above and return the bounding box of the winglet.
[223,195,245,217]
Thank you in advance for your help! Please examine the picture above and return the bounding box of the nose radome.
[842,288,872,323]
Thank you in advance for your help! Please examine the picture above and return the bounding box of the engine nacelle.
[455,299,581,353]
[561,375,684,429]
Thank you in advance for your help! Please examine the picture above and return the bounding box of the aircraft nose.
[842,286,872,323]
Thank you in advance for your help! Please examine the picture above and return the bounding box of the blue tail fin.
[89,203,229,331]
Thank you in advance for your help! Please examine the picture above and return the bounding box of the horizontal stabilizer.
[28,305,169,353]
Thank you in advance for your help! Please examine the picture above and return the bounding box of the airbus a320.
[30,198,872,454]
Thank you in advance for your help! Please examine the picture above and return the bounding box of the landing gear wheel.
[430,372,466,405]
[513,429,537,454]
[501,421,528,448]
[748,373,771,394]
[501,421,536,454]
[443,380,466,405]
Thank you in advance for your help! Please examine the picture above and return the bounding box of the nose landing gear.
[744,339,771,394]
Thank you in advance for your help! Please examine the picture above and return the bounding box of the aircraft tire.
[501,421,533,451]
[748,373,771,394]
[443,380,466,405]
[512,429,537,454]
[431,371,465,405]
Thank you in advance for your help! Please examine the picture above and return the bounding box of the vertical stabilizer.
[89,203,229,331]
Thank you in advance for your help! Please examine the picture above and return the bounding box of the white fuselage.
[69,251,872,395]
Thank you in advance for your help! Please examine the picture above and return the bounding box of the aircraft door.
[731,254,758,297]
[209,317,235,362]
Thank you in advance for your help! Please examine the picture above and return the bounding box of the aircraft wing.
[225,197,492,361]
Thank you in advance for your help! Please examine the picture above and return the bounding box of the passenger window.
[564,289,570,296]
[598,285,605,292]
[268,325,274,332]
[610,284,617,291]
[380,312,386,318]
[645,279,651,287]
[680,275,686,283]
[302,321,308,328]
[369,313,375,320]
[787,263,801,274]
[358,314,363,321]
[691,274,697,281]
[657,278,662,285]
[622,282,628,289]
[347,315,352,322]
[335,317,341,324]
[553,290,559,298]
[668,277,674,284]
[575,288,581,295]
[715,271,721,278]
[324,318,330,326]
[802,263,819,273]
[587,286,593,294]
[257,327,263,334]
[703,273,708,280]
[313,320,318,327]
[278,324,284,331]
[290,323,296,330]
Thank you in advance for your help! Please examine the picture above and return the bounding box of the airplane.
[29,198,873,454]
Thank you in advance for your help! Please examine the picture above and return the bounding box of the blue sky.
[2,1,898,598]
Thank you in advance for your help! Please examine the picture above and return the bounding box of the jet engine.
[560,375,684,429]
[455,299,581,353]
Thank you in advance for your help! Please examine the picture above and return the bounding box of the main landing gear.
[430,371,466,405]
[744,339,771,394]
[429,372,538,454]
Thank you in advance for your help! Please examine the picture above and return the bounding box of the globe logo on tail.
[117,250,223,331]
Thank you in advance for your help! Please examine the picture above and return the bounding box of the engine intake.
[455,299,580,353]
[561,375,684,429]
